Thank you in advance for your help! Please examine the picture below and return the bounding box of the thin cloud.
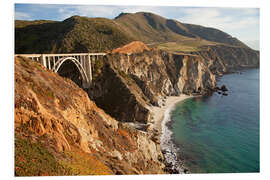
[121,6,164,15]
[56,5,167,20]
[14,4,259,50]
[75,5,120,18]
[56,5,122,20]
[176,7,259,49]
[15,11,31,20]
[179,8,259,36]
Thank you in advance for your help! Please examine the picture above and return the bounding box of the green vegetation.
[115,12,248,49]
[15,137,72,176]
[15,20,57,28]
[92,59,105,81]
[15,16,134,54]
[115,12,194,44]
[118,70,132,81]
[118,70,133,85]
[18,56,29,67]
[28,81,55,99]
[157,42,200,52]
[15,12,250,54]
[156,40,219,52]
[59,148,113,175]
[15,137,112,176]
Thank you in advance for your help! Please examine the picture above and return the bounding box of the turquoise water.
[171,69,259,173]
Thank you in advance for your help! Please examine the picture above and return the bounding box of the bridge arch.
[52,57,89,85]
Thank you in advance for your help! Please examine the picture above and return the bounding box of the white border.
[2,0,270,180]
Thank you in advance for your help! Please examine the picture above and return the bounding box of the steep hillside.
[15,12,254,54]
[14,56,166,176]
[115,12,249,49]
[114,12,195,43]
[15,16,134,53]
[183,23,249,48]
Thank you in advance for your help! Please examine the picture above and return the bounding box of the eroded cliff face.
[87,44,259,126]
[14,42,260,175]
[14,56,165,176]
[88,49,217,123]
[196,45,260,75]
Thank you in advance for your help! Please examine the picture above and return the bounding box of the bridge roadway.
[15,53,106,88]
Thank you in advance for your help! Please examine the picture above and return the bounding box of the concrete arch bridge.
[15,53,106,88]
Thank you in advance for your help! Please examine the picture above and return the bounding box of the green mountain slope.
[15,16,134,53]
[183,23,249,48]
[115,12,250,49]
[114,12,196,43]
[15,12,253,54]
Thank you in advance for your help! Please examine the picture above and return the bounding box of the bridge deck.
[15,53,107,88]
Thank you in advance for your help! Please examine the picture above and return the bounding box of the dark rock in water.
[214,86,221,91]
[222,92,228,96]
[183,168,189,174]
[218,91,221,94]
[220,85,228,92]
[162,150,168,154]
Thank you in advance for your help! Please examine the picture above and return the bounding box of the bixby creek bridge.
[15,53,106,88]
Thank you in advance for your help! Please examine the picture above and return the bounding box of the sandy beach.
[147,94,194,173]
[148,94,193,138]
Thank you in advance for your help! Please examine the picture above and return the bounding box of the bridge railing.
[15,53,106,68]
[15,53,107,88]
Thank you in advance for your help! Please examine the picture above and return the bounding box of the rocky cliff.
[14,56,166,176]
[87,42,259,126]
[14,11,260,175]
[196,45,260,75]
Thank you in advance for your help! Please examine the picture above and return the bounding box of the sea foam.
[160,101,185,173]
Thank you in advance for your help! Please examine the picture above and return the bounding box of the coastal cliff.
[87,42,258,125]
[15,56,165,176]
[197,45,259,75]
[14,11,260,175]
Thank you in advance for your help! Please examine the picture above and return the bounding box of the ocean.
[170,69,260,173]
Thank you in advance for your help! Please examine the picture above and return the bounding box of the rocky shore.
[14,11,260,176]
[147,95,194,173]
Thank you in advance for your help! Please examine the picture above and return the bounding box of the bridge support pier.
[41,54,47,68]
[82,81,90,89]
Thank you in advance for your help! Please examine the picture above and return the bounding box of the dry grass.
[59,147,113,175]
[157,40,219,52]
[15,137,72,176]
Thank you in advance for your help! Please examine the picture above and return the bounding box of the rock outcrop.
[87,42,259,125]
[197,45,259,75]
[14,12,260,176]
[14,56,165,176]
[14,39,259,176]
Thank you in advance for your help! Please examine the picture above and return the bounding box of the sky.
[14,3,260,50]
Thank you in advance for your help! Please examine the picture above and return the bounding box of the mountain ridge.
[15,11,256,54]
[14,11,260,176]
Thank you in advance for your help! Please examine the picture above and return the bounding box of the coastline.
[148,95,193,173]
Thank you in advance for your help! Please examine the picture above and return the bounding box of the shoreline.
[149,95,193,138]
[148,94,194,173]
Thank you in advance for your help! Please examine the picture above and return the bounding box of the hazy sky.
[15,4,260,50]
